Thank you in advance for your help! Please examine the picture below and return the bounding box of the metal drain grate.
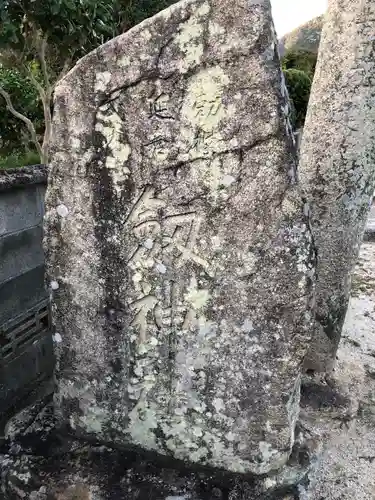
[0,300,50,360]
[0,299,55,420]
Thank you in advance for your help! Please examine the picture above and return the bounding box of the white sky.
[271,0,328,37]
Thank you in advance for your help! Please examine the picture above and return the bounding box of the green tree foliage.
[0,0,126,74]
[283,68,312,129]
[282,49,317,78]
[0,0,124,163]
[0,68,43,156]
[0,151,41,170]
[0,0,178,163]
[120,0,179,30]
[281,49,317,129]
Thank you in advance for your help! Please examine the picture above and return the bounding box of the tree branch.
[26,66,52,164]
[35,33,53,164]
[0,86,43,161]
[41,92,52,165]
[23,63,46,99]
[38,36,51,93]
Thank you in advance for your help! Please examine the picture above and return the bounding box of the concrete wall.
[0,166,54,430]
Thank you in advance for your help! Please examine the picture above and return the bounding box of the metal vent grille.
[0,299,55,425]
[0,300,51,361]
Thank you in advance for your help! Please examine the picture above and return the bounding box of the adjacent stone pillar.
[45,0,314,475]
[299,0,375,372]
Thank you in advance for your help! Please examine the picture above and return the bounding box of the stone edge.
[0,164,48,192]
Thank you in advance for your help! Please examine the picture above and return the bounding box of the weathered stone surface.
[278,15,323,57]
[45,0,314,475]
[0,401,321,500]
[299,0,375,373]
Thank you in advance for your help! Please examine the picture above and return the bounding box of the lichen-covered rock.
[299,0,375,373]
[278,15,323,57]
[45,0,314,475]
[0,405,321,500]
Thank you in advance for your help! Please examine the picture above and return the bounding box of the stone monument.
[45,0,314,476]
[299,0,375,373]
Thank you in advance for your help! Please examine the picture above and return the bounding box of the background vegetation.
[282,49,317,130]
[0,0,178,168]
